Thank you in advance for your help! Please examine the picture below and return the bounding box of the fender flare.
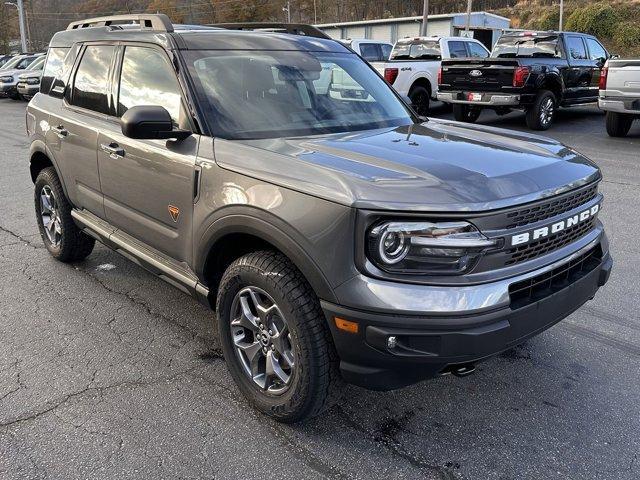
[29,140,70,198]
[195,208,338,304]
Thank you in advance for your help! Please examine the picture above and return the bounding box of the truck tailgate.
[440,58,519,91]
[606,60,640,95]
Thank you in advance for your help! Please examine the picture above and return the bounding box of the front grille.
[505,217,597,266]
[504,184,598,229]
[509,245,602,308]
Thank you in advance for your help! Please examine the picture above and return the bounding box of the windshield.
[184,50,413,140]
[1,56,24,70]
[492,35,562,58]
[390,40,441,60]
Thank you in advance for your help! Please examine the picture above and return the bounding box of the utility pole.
[420,0,428,36]
[283,0,291,23]
[465,0,472,32]
[559,0,564,31]
[313,0,317,24]
[4,0,27,52]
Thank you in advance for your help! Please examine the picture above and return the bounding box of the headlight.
[0,76,12,83]
[26,77,40,85]
[367,221,498,275]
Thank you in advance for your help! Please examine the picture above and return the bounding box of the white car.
[377,36,489,115]
[0,54,45,100]
[598,58,640,137]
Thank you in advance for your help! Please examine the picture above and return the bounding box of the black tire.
[409,85,430,116]
[216,251,342,423]
[34,167,95,262]
[605,111,633,137]
[453,104,481,123]
[525,90,556,130]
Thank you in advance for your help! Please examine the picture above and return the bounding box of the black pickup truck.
[437,31,610,130]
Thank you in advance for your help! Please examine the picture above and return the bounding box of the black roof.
[49,15,348,53]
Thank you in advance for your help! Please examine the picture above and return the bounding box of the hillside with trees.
[1,0,639,56]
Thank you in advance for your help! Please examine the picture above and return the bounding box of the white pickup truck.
[376,36,490,115]
[599,58,640,137]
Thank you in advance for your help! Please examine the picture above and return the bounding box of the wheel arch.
[538,73,564,103]
[408,76,433,98]
[196,212,338,306]
[29,141,69,197]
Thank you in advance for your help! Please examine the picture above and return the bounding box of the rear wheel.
[526,90,556,130]
[216,251,341,423]
[605,111,634,137]
[408,85,430,116]
[34,167,95,262]
[453,104,481,123]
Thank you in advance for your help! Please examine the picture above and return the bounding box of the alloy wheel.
[40,185,62,246]
[540,97,555,126]
[230,286,295,395]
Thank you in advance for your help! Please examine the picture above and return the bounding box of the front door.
[98,45,198,263]
[97,44,198,264]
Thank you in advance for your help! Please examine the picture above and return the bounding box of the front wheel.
[526,90,556,130]
[453,104,481,123]
[605,111,634,137]
[34,167,95,262]
[216,251,341,423]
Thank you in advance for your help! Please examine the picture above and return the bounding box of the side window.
[467,42,489,58]
[359,43,381,62]
[448,41,468,59]
[71,45,115,115]
[381,44,392,60]
[118,46,183,125]
[586,38,607,62]
[566,36,587,60]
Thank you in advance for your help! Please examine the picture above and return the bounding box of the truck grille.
[505,217,597,266]
[504,184,598,229]
[509,245,601,308]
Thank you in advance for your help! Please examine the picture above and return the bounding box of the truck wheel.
[409,85,430,116]
[526,90,556,130]
[216,251,341,423]
[34,167,95,262]
[453,104,481,123]
[605,111,633,137]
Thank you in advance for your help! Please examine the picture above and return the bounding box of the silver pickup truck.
[599,59,640,137]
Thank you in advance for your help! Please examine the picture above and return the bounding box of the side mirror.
[120,105,191,140]
[610,54,620,60]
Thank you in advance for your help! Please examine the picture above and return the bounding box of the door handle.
[52,125,68,138]
[100,142,125,159]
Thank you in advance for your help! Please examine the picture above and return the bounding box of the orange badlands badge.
[168,205,180,222]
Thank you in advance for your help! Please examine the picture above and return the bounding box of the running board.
[71,209,211,307]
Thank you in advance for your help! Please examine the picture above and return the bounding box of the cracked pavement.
[1,99,639,479]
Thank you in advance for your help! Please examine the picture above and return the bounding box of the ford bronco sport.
[27,15,612,423]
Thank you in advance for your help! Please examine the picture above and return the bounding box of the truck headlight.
[0,76,12,83]
[367,221,498,275]
[26,77,40,85]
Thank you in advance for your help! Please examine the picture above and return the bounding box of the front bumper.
[437,91,535,107]
[598,96,640,115]
[322,237,612,390]
[0,83,17,97]
[16,83,38,98]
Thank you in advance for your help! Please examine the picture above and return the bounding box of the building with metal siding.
[316,11,511,49]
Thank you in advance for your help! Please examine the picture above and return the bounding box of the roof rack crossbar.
[67,14,173,33]
[208,23,331,40]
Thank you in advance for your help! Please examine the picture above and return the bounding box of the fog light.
[387,336,397,349]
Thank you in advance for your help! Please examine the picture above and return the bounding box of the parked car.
[338,38,392,68]
[28,16,612,422]
[0,53,45,99]
[598,58,640,137]
[16,69,42,100]
[437,31,610,130]
[0,55,14,68]
[377,36,490,115]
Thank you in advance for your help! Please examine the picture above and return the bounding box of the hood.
[213,119,601,212]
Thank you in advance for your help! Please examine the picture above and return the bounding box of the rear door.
[47,44,116,218]
[96,44,198,263]
[563,35,592,101]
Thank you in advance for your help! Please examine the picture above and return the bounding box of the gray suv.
[27,15,612,422]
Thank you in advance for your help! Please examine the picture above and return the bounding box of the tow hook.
[440,364,476,377]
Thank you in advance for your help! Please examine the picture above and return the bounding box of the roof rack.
[208,23,331,40]
[67,14,173,33]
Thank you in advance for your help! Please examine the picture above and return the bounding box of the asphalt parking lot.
[0,98,639,480]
